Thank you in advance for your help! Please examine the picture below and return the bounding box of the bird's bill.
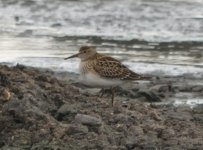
[64,53,79,60]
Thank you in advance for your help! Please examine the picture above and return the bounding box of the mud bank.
[0,64,202,150]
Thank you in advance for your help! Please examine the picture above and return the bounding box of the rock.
[176,106,191,112]
[0,87,11,102]
[17,30,33,37]
[136,91,162,102]
[167,111,193,121]
[31,144,66,150]
[150,103,174,109]
[150,111,162,121]
[125,143,136,150]
[74,114,102,126]
[193,114,203,124]
[15,64,26,70]
[178,85,192,92]
[97,87,136,98]
[150,84,171,93]
[128,126,144,136]
[8,130,32,146]
[0,73,10,86]
[192,86,203,92]
[115,124,127,132]
[125,135,138,150]
[35,75,51,82]
[113,105,123,114]
[0,65,203,149]
[115,87,136,98]
[160,128,175,140]
[66,124,88,135]
[51,23,62,27]
[21,0,36,7]
[193,104,203,114]
[56,104,77,121]
[111,114,132,124]
[1,146,29,150]
[105,146,126,150]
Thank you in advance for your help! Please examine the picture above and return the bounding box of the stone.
[125,135,137,150]
[161,128,175,140]
[111,114,131,124]
[74,114,102,126]
[66,124,88,135]
[128,126,144,136]
[56,104,77,121]
[178,85,192,92]
[0,65,203,149]
[193,104,203,114]
[150,84,171,93]
[0,73,10,86]
[105,146,126,150]
[136,91,161,102]
[193,114,203,124]
[0,88,11,102]
[167,111,193,121]
[150,111,163,121]
[192,86,203,92]
[51,23,62,27]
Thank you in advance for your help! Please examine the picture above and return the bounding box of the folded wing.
[94,55,149,80]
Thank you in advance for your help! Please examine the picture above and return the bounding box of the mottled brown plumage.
[93,54,147,80]
[65,46,150,106]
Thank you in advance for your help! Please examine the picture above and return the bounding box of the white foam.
[174,98,203,108]
[169,92,203,107]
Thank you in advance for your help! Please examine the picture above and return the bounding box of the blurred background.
[0,0,203,104]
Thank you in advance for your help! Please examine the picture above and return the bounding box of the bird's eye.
[84,51,86,53]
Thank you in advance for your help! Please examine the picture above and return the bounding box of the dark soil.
[0,64,202,150]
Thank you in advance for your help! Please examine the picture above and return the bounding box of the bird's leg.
[111,87,115,106]
[98,88,105,97]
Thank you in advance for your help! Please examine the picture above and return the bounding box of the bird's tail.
[128,71,152,81]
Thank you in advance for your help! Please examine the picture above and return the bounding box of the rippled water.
[0,0,203,41]
[1,35,202,79]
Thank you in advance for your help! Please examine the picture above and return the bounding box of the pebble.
[1,88,11,102]
[56,104,77,121]
[193,104,203,114]
[66,124,88,135]
[74,114,102,126]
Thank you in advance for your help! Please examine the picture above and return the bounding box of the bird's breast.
[79,61,92,75]
[79,61,122,88]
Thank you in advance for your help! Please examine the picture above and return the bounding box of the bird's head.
[64,46,97,61]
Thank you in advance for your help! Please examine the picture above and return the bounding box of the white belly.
[79,61,122,88]
[80,73,123,88]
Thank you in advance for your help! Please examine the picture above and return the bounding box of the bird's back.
[92,53,149,81]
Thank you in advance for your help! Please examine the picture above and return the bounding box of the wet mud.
[0,64,202,150]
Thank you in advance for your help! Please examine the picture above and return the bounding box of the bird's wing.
[93,55,148,80]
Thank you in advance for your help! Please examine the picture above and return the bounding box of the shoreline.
[0,64,202,149]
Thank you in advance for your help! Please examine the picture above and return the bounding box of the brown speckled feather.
[65,46,151,106]
[93,54,148,80]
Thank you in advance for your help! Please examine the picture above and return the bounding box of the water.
[1,36,202,78]
[0,0,203,105]
[0,0,203,41]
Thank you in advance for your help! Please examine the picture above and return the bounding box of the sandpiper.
[65,46,150,106]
